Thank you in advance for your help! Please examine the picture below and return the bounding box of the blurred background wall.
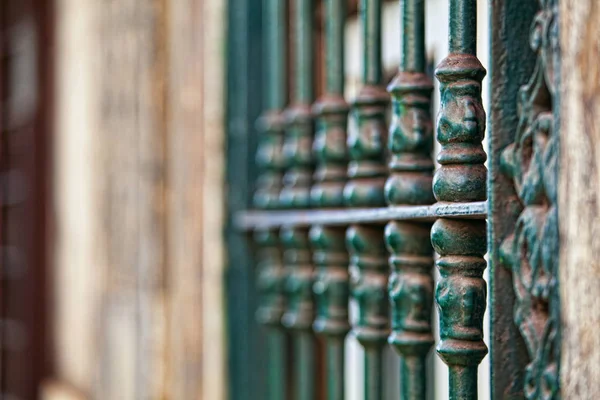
[42,0,226,398]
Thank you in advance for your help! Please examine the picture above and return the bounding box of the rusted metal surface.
[488,0,539,397]
[496,0,561,398]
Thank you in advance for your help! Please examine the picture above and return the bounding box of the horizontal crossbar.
[235,201,488,230]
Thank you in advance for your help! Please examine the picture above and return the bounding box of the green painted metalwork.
[432,1,488,398]
[236,0,567,398]
[264,0,286,112]
[326,336,346,400]
[384,1,434,398]
[311,0,348,208]
[296,331,316,400]
[267,329,287,400]
[364,344,384,400]
[310,0,349,398]
[310,225,349,400]
[278,0,317,398]
[497,0,561,398]
[386,222,433,400]
[345,0,388,208]
[280,0,314,209]
[385,3,433,207]
[347,225,388,400]
[487,0,538,397]
[255,229,287,400]
[254,0,286,257]
[346,0,388,397]
[253,0,289,399]
[281,225,315,400]
[225,0,268,395]
[256,229,286,327]
[255,111,286,209]
[254,0,286,209]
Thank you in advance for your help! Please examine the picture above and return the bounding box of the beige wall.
[51,0,102,395]
[559,0,600,397]
[46,0,226,398]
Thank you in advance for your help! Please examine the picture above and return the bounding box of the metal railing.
[234,0,561,399]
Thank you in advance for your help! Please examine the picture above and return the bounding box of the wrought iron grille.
[232,0,561,398]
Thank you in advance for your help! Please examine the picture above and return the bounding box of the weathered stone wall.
[560,0,600,398]
[46,0,226,398]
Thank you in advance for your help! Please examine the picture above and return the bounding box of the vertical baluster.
[347,226,388,400]
[255,230,287,400]
[280,0,315,397]
[431,1,488,399]
[255,0,288,399]
[255,0,287,210]
[310,0,349,398]
[384,1,435,399]
[311,0,348,207]
[346,0,389,397]
[281,226,315,400]
[310,226,349,400]
[280,0,312,209]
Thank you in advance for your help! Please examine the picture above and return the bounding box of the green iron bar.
[310,0,349,397]
[254,0,286,209]
[326,335,346,400]
[347,226,388,400]
[254,0,288,399]
[364,337,384,400]
[346,0,387,208]
[255,230,287,400]
[280,0,313,209]
[347,0,389,397]
[448,0,476,55]
[432,0,488,399]
[266,328,287,400]
[361,0,383,85]
[323,0,345,97]
[311,0,348,208]
[280,0,316,398]
[265,0,286,111]
[296,330,316,400]
[294,0,314,105]
[384,1,434,399]
[281,226,315,400]
[310,226,349,400]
